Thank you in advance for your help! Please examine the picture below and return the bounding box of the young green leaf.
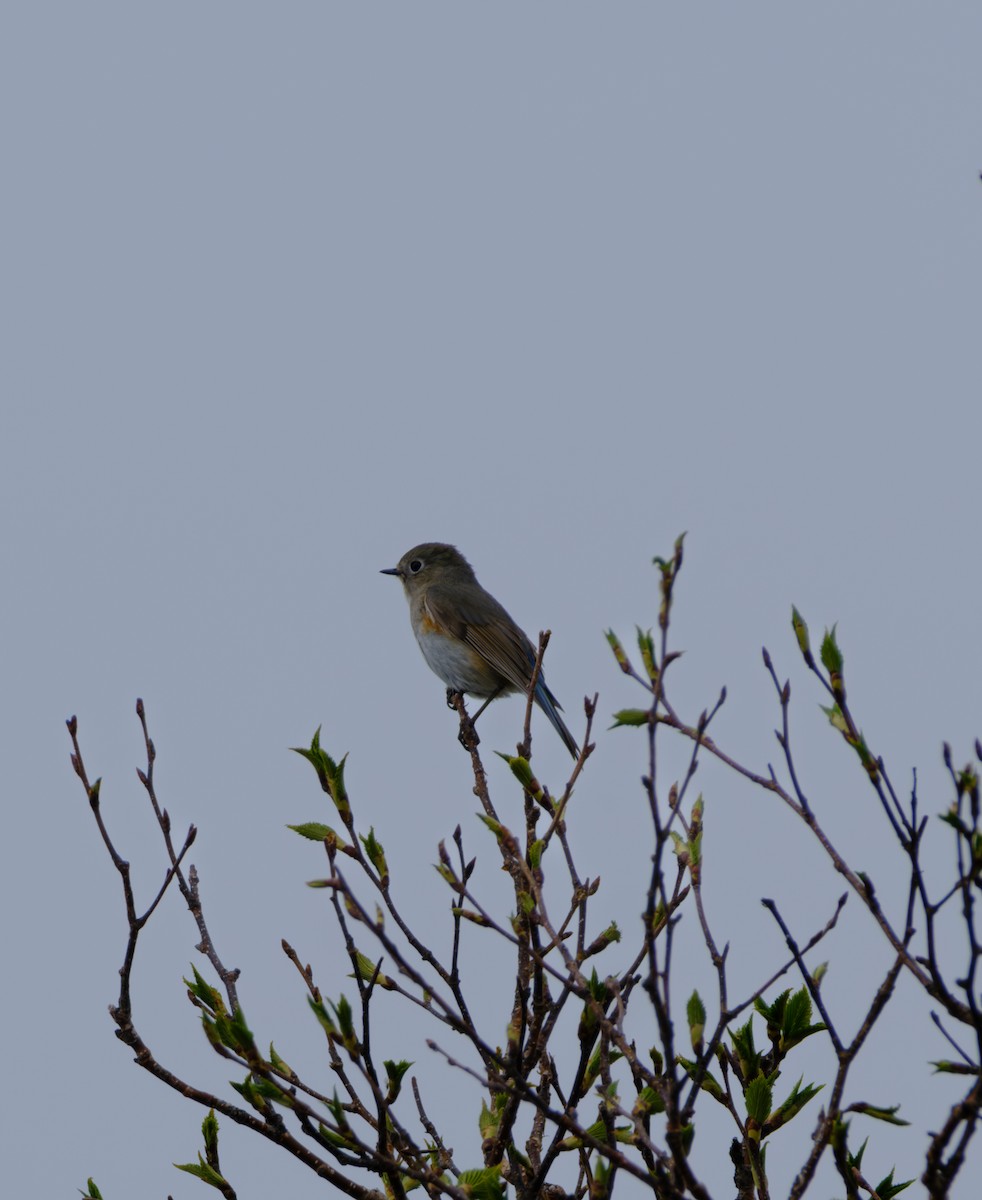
[780,987,826,1049]
[496,753,543,799]
[874,1169,914,1199]
[174,1155,228,1189]
[633,1085,667,1117]
[269,1044,294,1078]
[850,1102,909,1126]
[350,952,394,990]
[291,729,350,820]
[201,1108,220,1159]
[820,625,843,675]
[610,708,651,729]
[675,1055,725,1102]
[729,1017,761,1081]
[184,965,226,1016]
[359,827,388,881]
[308,996,338,1039]
[288,821,337,842]
[605,629,633,674]
[762,1077,823,1136]
[687,990,707,1053]
[637,626,658,681]
[384,1059,413,1103]
[791,606,813,663]
[456,1165,505,1200]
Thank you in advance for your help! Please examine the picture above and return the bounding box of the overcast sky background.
[4,5,982,1198]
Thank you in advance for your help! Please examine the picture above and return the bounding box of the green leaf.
[688,827,702,873]
[174,1155,228,1189]
[558,1120,635,1149]
[820,703,849,734]
[578,969,611,1043]
[241,1073,293,1107]
[478,1099,496,1141]
[351,951,394,990]
[762,1077,823,1136]
[848,1135,868,1171]
[850,1102,909,1126]
[326,1090,349,1127]
[830,1114,850,1154]
[687,990,706,1052]
[939,809,970,836]
[456,1164,505,1200]
[203,1003,256,1059]
[820,625,843,675]
[360,827,388,881]
[586,968,610,1003]
[583,1046,623,1090]
[930,1059,979,1074]
[228,1005,256,1057]
[784,987,810,1031]
[605,629,632,674]
[384,1059,413,1102]
[744,1073,773,1127]
[791,606,812,660]
[610,708,651,729]
[81,1182,103,1200]
[780,987,826,1049]
[477,813,505,837]
[269,1044,293,1078]
[637,626,657,681]
[230,1076,261,1110]
[317,1122,354,1149]
[675,1055,725,1102]
[753,988,789,1031]
[593,1157,613,1193]
[729,1017,761,1080]
[478,1092,508,1141]
[308,996,338,1038]
[633,1085,666,1117]
[288,821,337,841]
[874,1169,914,1199]
[184,965,226,1016]
[201,1108,219,1158]
[496,752,542,799]
[291,729,350,820]
[582,921,621,959]
[330,994,358,1051]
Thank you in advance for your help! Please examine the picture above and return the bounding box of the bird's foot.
[458,718,480,753]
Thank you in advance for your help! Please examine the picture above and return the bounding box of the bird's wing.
[424,584,535,693]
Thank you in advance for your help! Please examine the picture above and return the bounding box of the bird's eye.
[409,559,423,573]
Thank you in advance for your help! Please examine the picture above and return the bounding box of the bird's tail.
[534,681,579,759]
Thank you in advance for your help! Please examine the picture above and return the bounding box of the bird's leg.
[450,687,505,753]
[470,685,505,724]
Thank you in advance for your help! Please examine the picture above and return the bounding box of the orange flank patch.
[418,609,446,637]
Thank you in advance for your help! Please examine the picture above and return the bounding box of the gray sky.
[4,5,982,1197]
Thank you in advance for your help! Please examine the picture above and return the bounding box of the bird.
[381,543,579,758]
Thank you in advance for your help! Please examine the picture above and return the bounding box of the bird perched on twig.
[381,542,578,758]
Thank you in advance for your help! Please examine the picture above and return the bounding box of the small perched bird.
[381,543,579,758]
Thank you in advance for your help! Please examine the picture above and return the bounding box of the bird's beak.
[380,567,402,578]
